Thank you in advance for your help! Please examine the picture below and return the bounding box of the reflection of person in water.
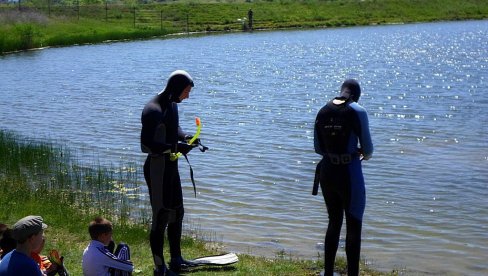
[140,70,197,275]
[314,79,373,276]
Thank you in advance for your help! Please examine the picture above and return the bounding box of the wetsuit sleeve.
[141,108,173,154]
[178,126,188,141]
[314,109,326,156]
[351,103,373,160]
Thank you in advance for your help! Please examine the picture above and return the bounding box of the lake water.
[1,20,487,274]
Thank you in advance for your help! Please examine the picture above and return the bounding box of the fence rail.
[0,3,254,32]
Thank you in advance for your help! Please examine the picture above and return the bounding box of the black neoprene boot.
[154,266,177,276]
[169,256,197,272]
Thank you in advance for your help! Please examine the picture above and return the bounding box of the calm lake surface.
[1,20,487,274]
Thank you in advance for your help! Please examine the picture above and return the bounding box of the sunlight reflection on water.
[1,20,487,274]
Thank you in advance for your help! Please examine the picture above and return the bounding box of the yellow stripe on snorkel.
[188,117,202,145]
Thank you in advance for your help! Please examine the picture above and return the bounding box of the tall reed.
[0,130,146,225]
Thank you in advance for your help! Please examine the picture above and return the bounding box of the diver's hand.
[358,149,371,161]
[185,135,201,145]
[178,143,196,155]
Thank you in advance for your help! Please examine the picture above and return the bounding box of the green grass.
[0,130,395,275]
[1,0,487,53]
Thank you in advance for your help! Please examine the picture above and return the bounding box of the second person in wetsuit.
[314,79,373,276]
[140,70,197,275]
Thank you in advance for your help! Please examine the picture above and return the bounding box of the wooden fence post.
[186,13,189,34]
[133,7,136,28]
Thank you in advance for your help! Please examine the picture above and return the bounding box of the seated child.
[82,217,133,276]
[0,215,47,276]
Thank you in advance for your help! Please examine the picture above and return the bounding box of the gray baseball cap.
[12,215,48,241]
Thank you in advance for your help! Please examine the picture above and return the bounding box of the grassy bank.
[1,0,487,54]
[0,130,392,275]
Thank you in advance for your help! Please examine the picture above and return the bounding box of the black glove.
[178,143,196,155]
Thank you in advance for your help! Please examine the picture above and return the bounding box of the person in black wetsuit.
[141,70,198,276]
[314,79,373,276]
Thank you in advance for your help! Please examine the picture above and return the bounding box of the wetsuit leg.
[144,155,169,268]
[168,207,184,259]
[145,154,185,271]
[149,210,170,269]
[321,163,350,276]
[345,213,362,276]
[344,160,365,276]
[144,157,152,205]
[165,166,184,261]
[322,186,344,276]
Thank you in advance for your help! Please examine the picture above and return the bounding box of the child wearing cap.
[82,217,133,276]
[0,215,47,276]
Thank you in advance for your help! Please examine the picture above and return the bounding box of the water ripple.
[1,20,488,274]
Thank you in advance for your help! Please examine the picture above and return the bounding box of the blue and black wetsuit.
[140,71,194,274]
[314,79,373,276]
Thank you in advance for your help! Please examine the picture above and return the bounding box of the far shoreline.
[4,18,485,56]
[1,0,487,54]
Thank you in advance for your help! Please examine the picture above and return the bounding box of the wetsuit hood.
[158,70,194,103]
[340,79,361,102]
